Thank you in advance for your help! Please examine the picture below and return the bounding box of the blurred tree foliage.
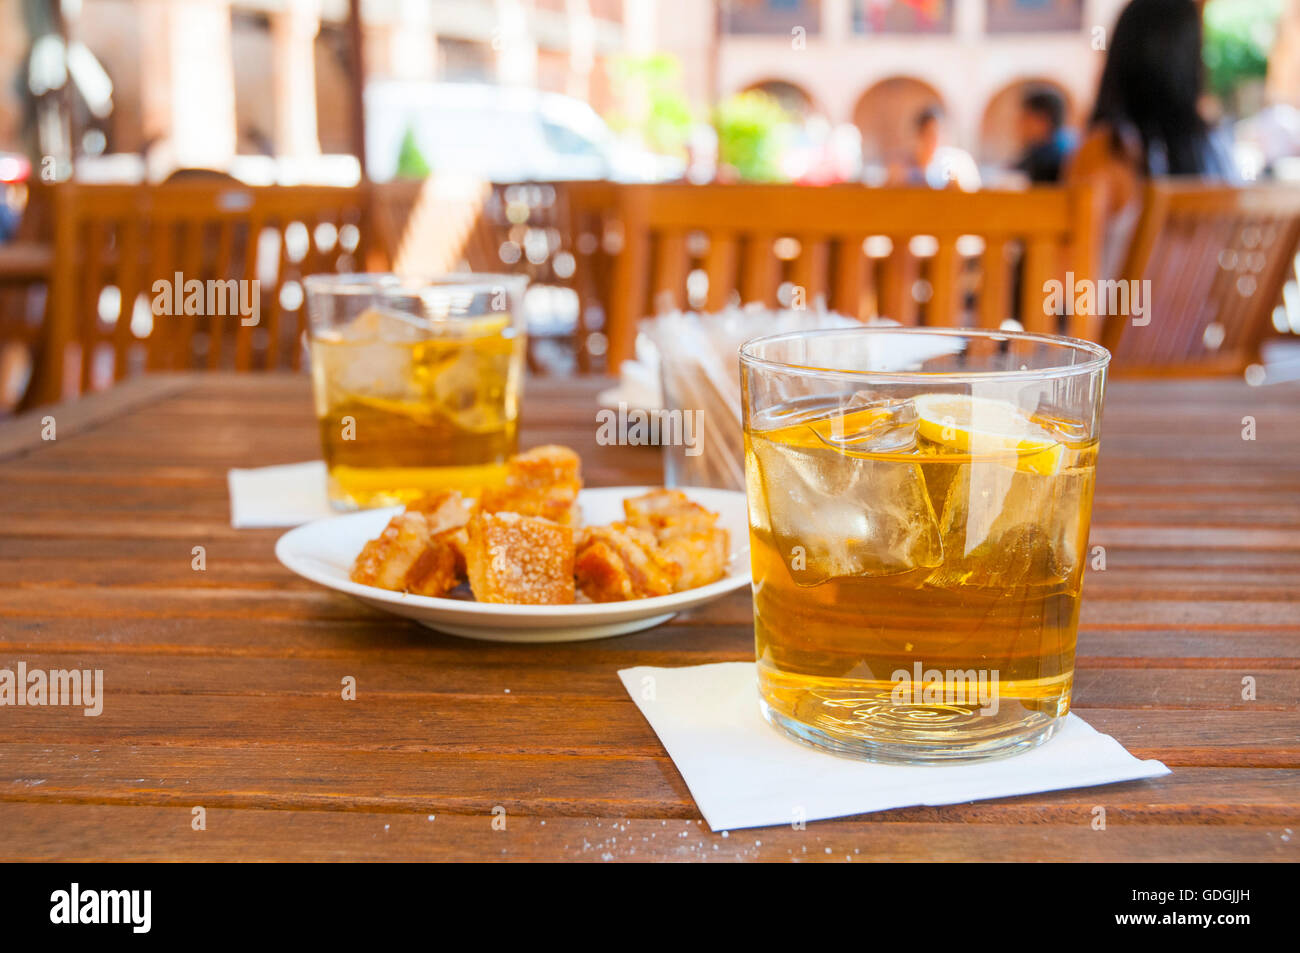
[607,53,694,156]
[1203,0,1283,99]
[395,125,431,179]
[713,90,791,182]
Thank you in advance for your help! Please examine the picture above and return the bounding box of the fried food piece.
[438,525,469,578]
[348,512,444,595]
[479,445,583,525]
[404,491,471,580]
[349,501,470,598]
[403,532,462,597]
[575,523,681,602]
[405,490,473,534]
[622,489,729,591]
[657,528,730,591]
[478,483,579,526]
[464,511,575,605]
[351,512,430,591]
[507,445,582,494]
[623,489,717,536]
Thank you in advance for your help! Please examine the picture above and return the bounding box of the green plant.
[713,90,792,182]
[395,124,431,179]
[607,53,694,156]
[1203,0,1283,99]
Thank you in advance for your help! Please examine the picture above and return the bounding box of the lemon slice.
[914,393,1064,474]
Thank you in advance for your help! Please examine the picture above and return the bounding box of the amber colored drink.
[745,393,1098,761]
[310,310,525,508]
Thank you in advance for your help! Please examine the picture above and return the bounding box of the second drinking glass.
[305,274,527,509]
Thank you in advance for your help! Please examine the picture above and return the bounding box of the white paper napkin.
[619,661,1170,832]
[227,461,334,528]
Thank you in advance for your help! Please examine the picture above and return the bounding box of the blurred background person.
[1013,88,1074,184]
[888,107,981,191]
[1068,0,1237,275]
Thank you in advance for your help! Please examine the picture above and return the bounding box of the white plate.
[275,486,752,642]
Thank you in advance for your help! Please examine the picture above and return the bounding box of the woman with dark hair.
[1067,0,1236,274]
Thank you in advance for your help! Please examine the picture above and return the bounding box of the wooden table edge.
[0,374,202,461]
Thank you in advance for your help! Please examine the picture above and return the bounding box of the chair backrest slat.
[740,232,779,305]
[926,238,958,327]
[830,235,865,320]
[1019,236,1056,335]
[264,215,288,371]
[236,216,263,373]
[790,237,829,310]
[977,237,1009,331]
[78,218,105,393]
[113,215,143,379]
[208,219,238,370]
[144,217,173,373]
[703,232,739,312]
[178,218,205,372]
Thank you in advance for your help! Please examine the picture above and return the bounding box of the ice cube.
[338,306,431,342]
[329,340,415,401]
[749,422,943,587]
[929,460,1092,589]
[811,395,919,455]
[311,308,431,406]
[431,338,513,433]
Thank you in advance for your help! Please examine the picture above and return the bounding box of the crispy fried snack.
[350,491,472,598]
[507,445,582,492]
[479,445,582,525]
[575,523,681,602]
[465,511,575,605]
[349,511,459,597]
[657,529,730,591]
[437,525,469,578]
[350,512,431,591]
[622,489,729,591]
[406,490,474,534]
[402,533,462,597]
[623,488,717,535]
[478,484,579,526]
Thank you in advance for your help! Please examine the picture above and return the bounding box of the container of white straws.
[640,306,862,492]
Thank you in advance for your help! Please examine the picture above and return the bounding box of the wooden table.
[0,373,1296,861]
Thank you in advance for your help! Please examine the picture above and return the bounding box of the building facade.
[13,0,1279,178]
[42,0,629,169]
[650,0,1130,163]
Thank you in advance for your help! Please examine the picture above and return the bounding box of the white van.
[364,81,680,183]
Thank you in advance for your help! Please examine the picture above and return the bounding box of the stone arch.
[740,78,820,118]
[978,77,1078,165]
[852,76,947,166]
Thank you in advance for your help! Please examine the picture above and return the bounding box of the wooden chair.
[605,183,1100,366]
[1103,181,1300,375]
[30,182,370,406]
[0,182,54,411]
